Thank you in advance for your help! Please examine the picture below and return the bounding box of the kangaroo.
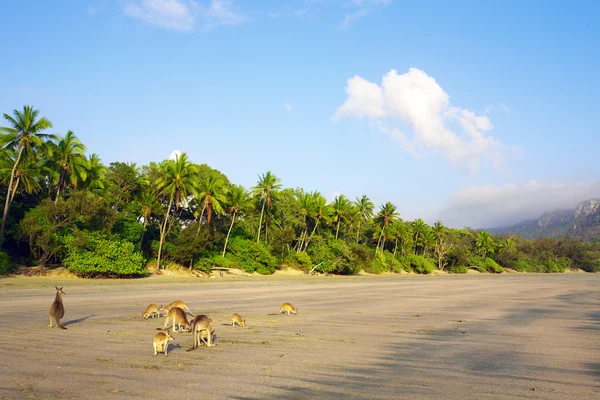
[157,307,190,332]
[142,304,160,319]
[231,313,246,327]
[48,286,67,329]
[189,315,215,350]
[159,301,195,317]
[279,302,298,315]
[153,330,175,356]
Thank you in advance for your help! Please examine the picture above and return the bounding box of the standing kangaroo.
[49,286,66,329]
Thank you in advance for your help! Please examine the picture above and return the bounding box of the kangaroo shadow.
[63,314,96,327]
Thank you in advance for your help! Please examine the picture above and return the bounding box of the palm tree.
[49,130,88,203]
[332,194,351,240]
[476,230,495,259]
[252,171,281,243]
[412,218,427,255]
[194,174,227,230]
[375,202,399,253]
[81,153,107,195]
[0,105,53,242]
[295,192,314,252]
[154,153,199,269]
[354,195,374,243]
[303,191,331,251]
[222,185,252,257]
[138,189,161,251]
[0,150,42,204]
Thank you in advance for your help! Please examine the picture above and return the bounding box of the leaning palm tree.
[331,194,351,240]
[252,171,282,243]
[49,130,88,203]
[154,153,199,269]
[0,150,42,204]
[375,202,400,253]
[0,105,53,242]
[354,195,374,243]
[222,185,252,257]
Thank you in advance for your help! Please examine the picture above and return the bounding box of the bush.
[283,252,312,272]
[365,252,386,274]
[450,265,468,274]
[547,257,570,273]
[227,237,277,274]
[194,252,236,274]
[484,258,504,273]
[63,231,146,277]
[0,251,13,275]
[404,254,435,274]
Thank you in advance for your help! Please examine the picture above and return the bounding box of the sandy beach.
[0,273,598,399]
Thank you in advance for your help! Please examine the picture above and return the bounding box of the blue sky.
[1,0,599,228]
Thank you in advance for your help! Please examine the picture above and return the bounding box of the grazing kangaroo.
[279,302,298,315]
[157,307,190,332]
[48,286,67,329]
[189,315,215,350]
[230,313,246,327]
[142,304,160,319]
[153,330,175,356]
[160,301,195,317]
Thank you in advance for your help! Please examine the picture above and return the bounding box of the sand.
[0,274,598,399]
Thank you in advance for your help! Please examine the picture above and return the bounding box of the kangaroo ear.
[55,286,59,290]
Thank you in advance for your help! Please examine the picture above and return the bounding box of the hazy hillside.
[489,199,600,240]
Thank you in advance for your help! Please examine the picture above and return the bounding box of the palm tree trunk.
[256,199,266,243]
[393,237,398,257]
[196,205,206,234]
[55,171,65,204]
[139,217,148,252]
[222,211,237,257]
[356,221,361,244]
[0,145,24,243]
[157,196,174,270]
[9,176,20,204]
[335,218,341,239]
[303,218,320,251]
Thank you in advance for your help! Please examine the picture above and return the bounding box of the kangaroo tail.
[59,325,67,330]
[186,306,196,317]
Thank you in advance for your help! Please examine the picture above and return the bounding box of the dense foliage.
[1,106,599,276]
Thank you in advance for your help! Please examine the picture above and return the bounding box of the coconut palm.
[354,195,374,243]
[154,153,199,269]
[0,149,42,204]
[476,230,495,259]
[302,191,331,251]
[252,171,281,243]
[0,105,53,242]
[332,194,351,240]
[412,218,428,255]
[49,130,88,203]
[375,202,400,253]
[222,185,252,257]
[295,191,314,252]
[194,173,227,229]
[138,188,161,251]
[81,153,107,195]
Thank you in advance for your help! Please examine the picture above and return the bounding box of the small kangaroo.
[189,315,215,350]
[48,286,67,329]
[231,313,246,327]
[160,301,195,317]
[142,304,160,319]
[279,302,298,315]
[153,330,175,356]
[157,307,190,332]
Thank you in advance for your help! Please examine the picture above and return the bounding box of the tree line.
[1,106,598,277]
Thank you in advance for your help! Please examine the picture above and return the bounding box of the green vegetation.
[1,106,599,277]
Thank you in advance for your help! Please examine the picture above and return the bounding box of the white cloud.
[169,149,182,160]
[335,67,513,173]
[124,0,245,32]
[434,180,600,229]
[283,103,293,112]
[338,0,391,28]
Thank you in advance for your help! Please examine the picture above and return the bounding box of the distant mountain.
[489,199,600,240]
